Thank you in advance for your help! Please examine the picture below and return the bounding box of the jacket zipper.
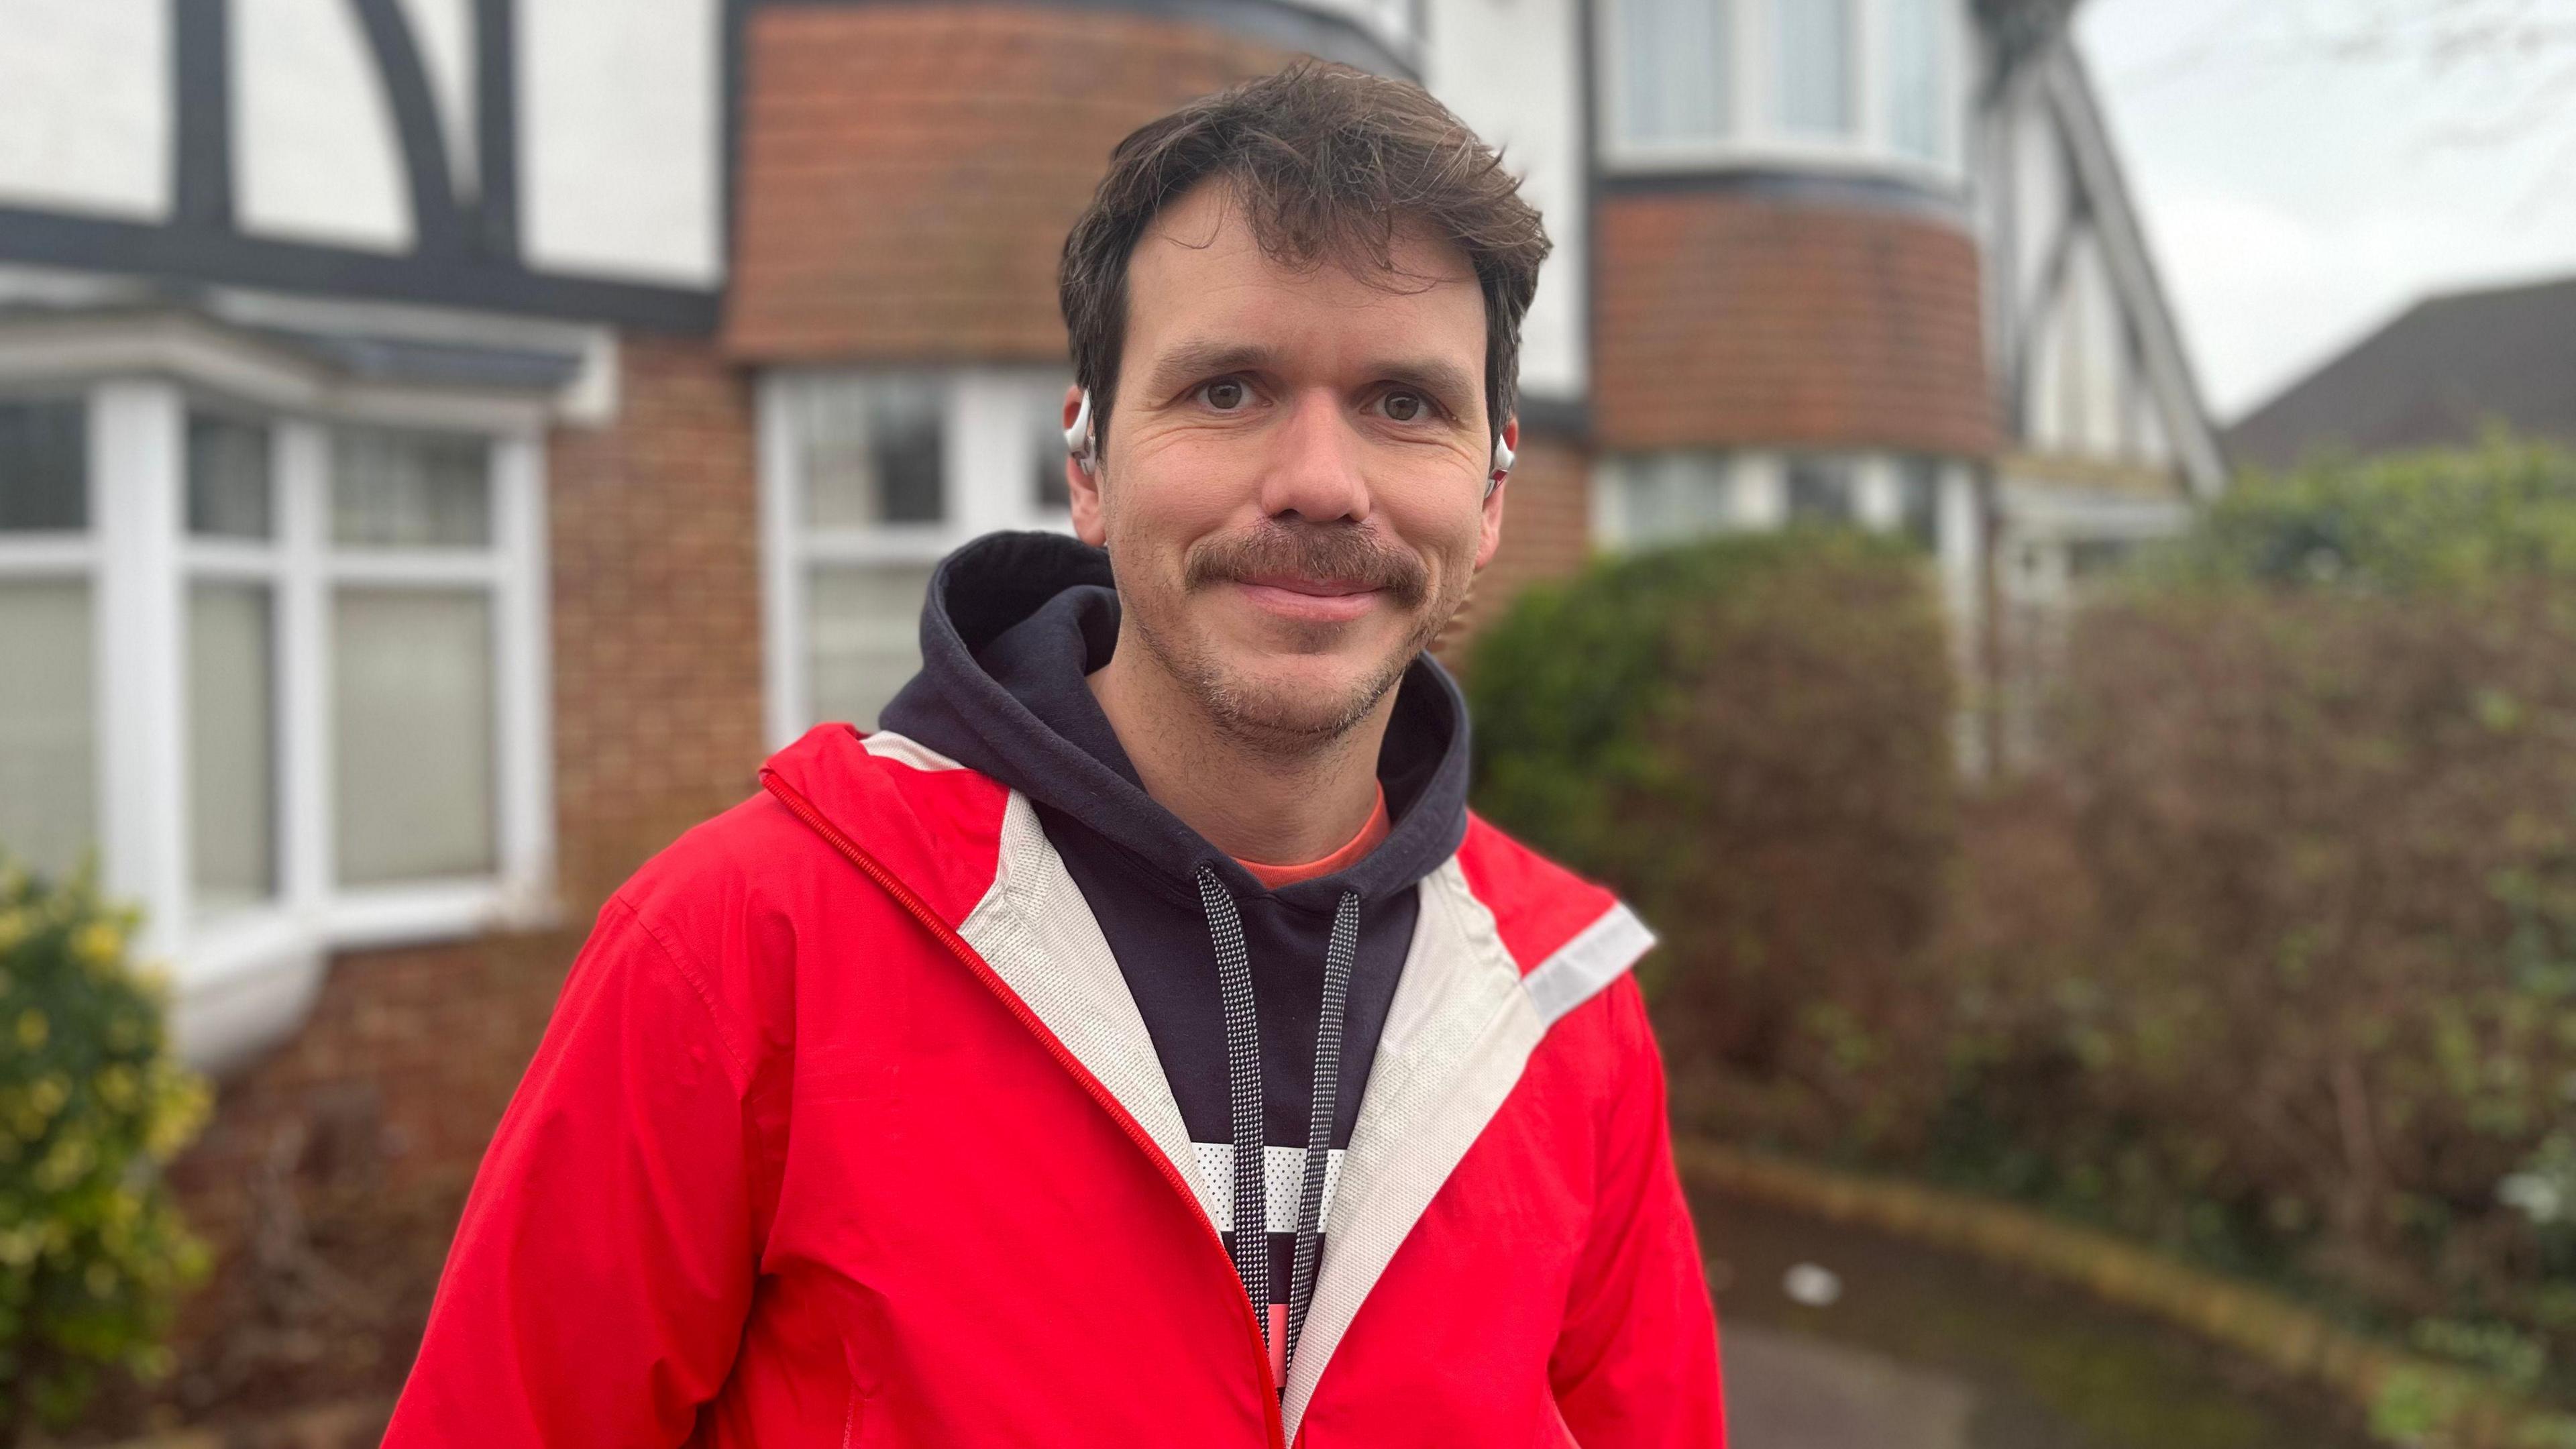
[762,771,1290,1449]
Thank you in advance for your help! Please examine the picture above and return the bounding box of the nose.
[1254,389,1373,527]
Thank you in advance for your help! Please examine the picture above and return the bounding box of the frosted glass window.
[1886,0,1946,162]
[188,413,275,539]
[1775,0,1855,138]
[333,589,496,884]
[810,565,935,730]
[0,582,95,881]
[190,583,277,916]
[0,400,87,532]
[331,426,492,547]
[803,378,945,529]
[1617,0,1733,146]
[1786,456,1857,521]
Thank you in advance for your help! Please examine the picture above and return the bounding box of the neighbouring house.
[2229,272,2576,472]
[0,0,2214,1417]
[1582,0,2222,761]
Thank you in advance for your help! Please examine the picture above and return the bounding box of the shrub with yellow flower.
[0,856,208,1442]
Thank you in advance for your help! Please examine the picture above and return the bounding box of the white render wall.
[0,0,170,221]
[521,0,723,286]
[237,0,415,250]
[1424,0,1589,405]
[0,0,724,286]
[1298,0,1421,55]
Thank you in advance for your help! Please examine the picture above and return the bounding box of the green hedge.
[1467,529,1959,1131]
[0,859,208,1442]
[1467,449,2576,1415]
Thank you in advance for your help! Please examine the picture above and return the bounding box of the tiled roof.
[2226,274,2576,472]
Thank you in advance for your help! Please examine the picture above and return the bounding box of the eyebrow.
[1140,341,1285,400]
[1138,339,1483,419]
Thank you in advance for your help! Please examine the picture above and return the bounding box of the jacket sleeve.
[382,893,758,1446]
[1548,973,1728,1448]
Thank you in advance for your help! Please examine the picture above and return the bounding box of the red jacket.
[384,723,1725,1446]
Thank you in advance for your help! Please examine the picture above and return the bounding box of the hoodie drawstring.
[1194,865,1360,1387]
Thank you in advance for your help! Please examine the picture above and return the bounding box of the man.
[386,61,1723,1447]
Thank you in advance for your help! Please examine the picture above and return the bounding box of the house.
[2229,272,2576,472]
[0,0,2214,1415]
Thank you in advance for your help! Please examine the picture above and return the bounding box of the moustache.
[1184,524,1432,610]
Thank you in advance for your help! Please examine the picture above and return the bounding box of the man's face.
[1068,179,1509,753]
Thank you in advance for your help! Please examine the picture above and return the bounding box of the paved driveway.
[1723,1323,1978,1449]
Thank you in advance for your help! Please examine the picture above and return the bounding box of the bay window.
[762,369,1076,744]
[0,398,95,882]
[1616,0,1735,148]
[1775,0,1856,139]
[1598,449,1971,557]
[1601,0,1963,175]
[0,373,549,1069]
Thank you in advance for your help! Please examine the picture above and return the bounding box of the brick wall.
[549,337,769,909]
[1593,193,1998,460]
[724,4,1297,363]
[135,335,765,1427]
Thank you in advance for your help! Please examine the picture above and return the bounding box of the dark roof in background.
[2226,273,2576,473]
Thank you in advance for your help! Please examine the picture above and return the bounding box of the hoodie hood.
[878,531,1472,911]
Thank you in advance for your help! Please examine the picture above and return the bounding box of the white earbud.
[1487,432,1513,498]
[1065,389,1098,478]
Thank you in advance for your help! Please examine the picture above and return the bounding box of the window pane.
[333,589,496,884]
[1776,0,1855,138]
[1616,453,1735,545]
[804,377,945,529]
[331,426,492,547]
[1887,0,1945,161]
[1618,0,1732,146]
[1896,457,1941,550]
[810,565,934,731]
[0,399,87,532]
[1033,400,1073,513]
[191,582,278,916]
[0,581,95,881]
[188,413,275,539]
[2070,537,2135,580]
[1786,456,1856,521]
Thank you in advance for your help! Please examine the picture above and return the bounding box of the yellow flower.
[15,1008,47,1050]
[74,920,124,970]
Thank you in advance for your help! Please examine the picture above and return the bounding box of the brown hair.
[1059,60,1552,461]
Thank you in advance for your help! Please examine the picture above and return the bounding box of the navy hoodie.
[879,530,1472,1373]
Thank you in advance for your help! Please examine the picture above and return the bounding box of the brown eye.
[1382,392,1426,423]
[1202,379,1248,411]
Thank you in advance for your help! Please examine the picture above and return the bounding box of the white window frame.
[1596,0,1972,184]
[760,367,1077,750]
[0,337,554,1070]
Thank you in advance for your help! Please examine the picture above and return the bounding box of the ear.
[1474,416,1515,572]
[1064,383,1106,547]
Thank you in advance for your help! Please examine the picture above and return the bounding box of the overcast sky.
[2074,0,2576,423]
